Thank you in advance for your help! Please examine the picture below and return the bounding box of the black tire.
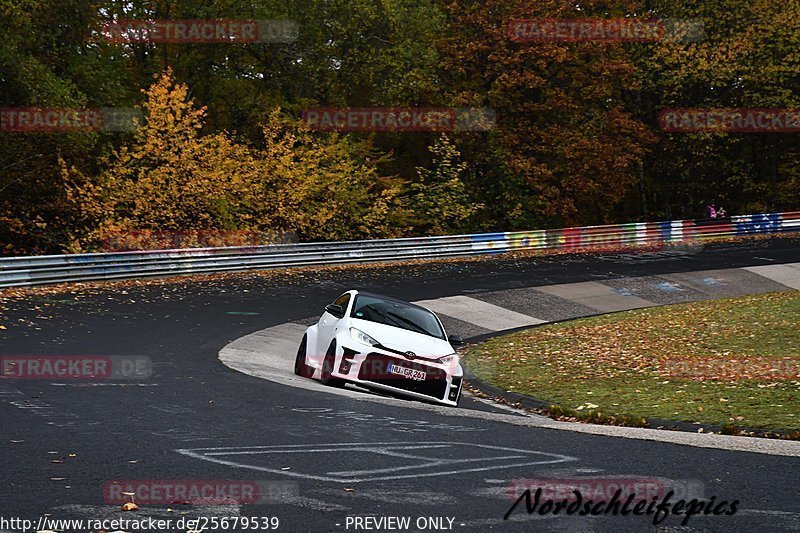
[320,341,344,387]
[294,335,313,378]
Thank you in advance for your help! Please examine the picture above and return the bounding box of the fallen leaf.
[343,488,355,492]
[121,502,139,511]
[9,439,24,443]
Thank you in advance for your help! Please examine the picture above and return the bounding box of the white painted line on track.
[413,295,545,331]
[176,442,576,483]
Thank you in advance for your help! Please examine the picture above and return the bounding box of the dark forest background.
[1,0,798,254]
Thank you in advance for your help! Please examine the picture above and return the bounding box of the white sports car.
[294,290,465,406]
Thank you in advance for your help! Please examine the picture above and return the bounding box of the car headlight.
[437,354,459,364]
[349,327,379,347]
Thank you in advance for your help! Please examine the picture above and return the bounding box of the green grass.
[465,291,800,431]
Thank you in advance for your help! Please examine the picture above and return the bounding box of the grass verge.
[464,291,800,433]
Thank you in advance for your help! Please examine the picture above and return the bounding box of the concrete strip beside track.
[412,295,546,331]
[534,281,654,312]
[744,263,800,290]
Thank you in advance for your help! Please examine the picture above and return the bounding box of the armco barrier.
[1,211,798,288]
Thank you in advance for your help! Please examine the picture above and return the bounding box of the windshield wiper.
[386,311,433,336]
[362,305,407,330]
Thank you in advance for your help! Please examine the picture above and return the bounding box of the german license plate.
[387,363,426,381]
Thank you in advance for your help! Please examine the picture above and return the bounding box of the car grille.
[358,352,447,400]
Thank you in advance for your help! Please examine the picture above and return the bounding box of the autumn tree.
[62,70,405,250]
[628,0,800,217]
[257,110,406,240]
[410,135,480,235]
[438,0,655,228]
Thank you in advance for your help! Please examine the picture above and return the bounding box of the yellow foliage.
[62,69,404,250]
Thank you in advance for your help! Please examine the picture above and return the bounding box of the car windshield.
[350,294,445,340]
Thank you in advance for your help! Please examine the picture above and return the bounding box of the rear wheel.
[294,335,313,378]
[320,341,344,387]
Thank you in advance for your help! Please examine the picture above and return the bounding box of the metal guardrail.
[1,211,798,288]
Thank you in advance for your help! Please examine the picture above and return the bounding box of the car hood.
[349,318,455,359]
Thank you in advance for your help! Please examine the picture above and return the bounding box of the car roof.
[352,290,432,313]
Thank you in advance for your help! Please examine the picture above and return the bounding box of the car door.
[313,292,351,365]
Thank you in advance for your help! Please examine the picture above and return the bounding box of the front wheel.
[294,335,313,378]
[320,341,344,387]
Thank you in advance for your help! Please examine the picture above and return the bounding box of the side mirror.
[448,334,464,346]
[325,303,345,319]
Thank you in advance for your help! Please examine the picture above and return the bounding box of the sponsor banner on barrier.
[620,223,638,246]
[694,220,734,238]
[507,230,546,250]
[464,213,800,254]
[732,213,782,235]
[470,232,510,253]
[657,221,672,242]
[562,227,581,249]
[780,213,800,230]
[0,211,798,289]
[580,227,621,248]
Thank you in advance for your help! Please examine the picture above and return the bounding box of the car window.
[333,293,351,310]
[350,294,445,339]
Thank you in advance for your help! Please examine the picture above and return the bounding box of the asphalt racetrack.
[1,237,800,532]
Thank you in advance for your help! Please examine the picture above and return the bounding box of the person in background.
[716,205,727,218]
[705,199,717,219]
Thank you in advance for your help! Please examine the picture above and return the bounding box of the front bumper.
[334,344,462,406]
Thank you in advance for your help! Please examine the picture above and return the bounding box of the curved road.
[2,237,800,532]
